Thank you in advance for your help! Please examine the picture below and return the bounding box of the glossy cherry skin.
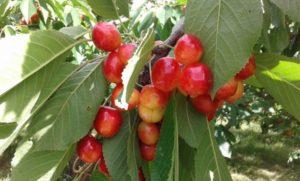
[178,63,213,98]
[174,34,204,65]
[76,135,102,163]
[215,77,239,100]
[98,160,109,176]
[236,55,256,80]
[225,80,244,104]
[118,43,136,64]
[138,105,165,123]
[152,57,180,92]
[140,143,156,161]
[138,122,160,145]
[94,106,123,138]
[111,84,140,110]
[92,22,122,51]
[138,168,145,181]
[103,51,124,83]
[191,94,215,114]
[139,85,169,109]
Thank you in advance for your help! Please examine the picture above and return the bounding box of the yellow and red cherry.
[152,57,180,92]
[225,80,244,104]
[110,84,140,111]
[178,63,213,98]
[215,77,239,100]
[174,34,203,65]
[76,135,102,163]
[94,106,123,138]
[140,143,156,161]
[103,51,124,83]
[118,43,136,64]
[138,105,165,123]
[138,122,160,145]
[92,22,122,51]
[139,85,169,109]
[236,55,256,80]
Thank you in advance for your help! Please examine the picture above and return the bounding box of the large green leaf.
[185,0,263,93]
[118,29,154,109]
[20,0,36,22]
[11,145,74,181]
[103,111,138,181]
[0,30,79,97]
[86,0,129,19]
[28,61,107,151]
[0,122,16,139]
[176,93,202,148]
[179,138,196,181]
[255,53,300,121]
[270,0,300,23]
[151,94,179,181]
[89,171,109,181]
[59,26,88,39]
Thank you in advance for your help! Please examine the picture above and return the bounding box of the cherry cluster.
[75,21,256,179]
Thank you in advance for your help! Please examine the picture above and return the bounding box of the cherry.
[118,43,136,64]
[76,135,102,163]
[191,94,215,114]
[178,63,213,98]
[215,77,239,100]
[138,105,165,123]
[92,22,122,51]
[98,160,109,176]
[138,168,145,181]
[138,122,160,145]
[174,34,203,65]
[103,51,124,83]
[206,110,216,122]
[139,85,169,109]
[140,143,156,161]
[28,13,39,24]
[236,55,256,80]
[111,84,140,110]
[94,106,123,138]
[225,80,244,104]
[152,57,180,92]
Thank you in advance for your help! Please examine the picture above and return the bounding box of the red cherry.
[178,63,213,98]
[139,85,169,109]
[111,84,140,110]
[94,106,123,138]
[174,34,203,65]
[118,43,136,64]
[206,110,216,122]
[140,143,156,161]
[215,77,239,100]
[236,55,256,80]
[103,51,124,83]
[191,94,215,114]
[138,168,145,181]
[98,160,109,176]
[92,22,122,51]
[225,80,244,104]
[76,135,102,163]
[138,122,160,145]
[152,57,180,92]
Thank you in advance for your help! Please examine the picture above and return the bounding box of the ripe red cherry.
[92,22,122,51]
[118,43,136,64]
[111,84,140,110]
[139,85,169,109]
[215,77,239,100]
[94,106,123,138]
[178,63,213,98]
[236,55,256,80]
[191,94,215,114]
[225,80,244,104]
[174,34,203,65]
[98,160,109,176]
[140,143,156,161]
[138,122,160,145]
[103,51,124,83]
[152,57,180,92]
[138,168,145,181]
[76,135,102,163]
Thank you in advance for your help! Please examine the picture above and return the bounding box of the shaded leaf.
[179,138,196,181]
[87,0,129,19]
[270,0,300,22]
[89,171,109,181]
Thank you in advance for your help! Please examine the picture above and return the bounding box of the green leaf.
[179,138,196,181]
[151,94,179,181]
[194,121,232,180]
[270,0,300,22]
[0,30,80,97]
[0,122,16,139]
[118,29,154,109]
[245,76,263,88]
[176,93,202,148]
[185,0,263,93]
[177,0,187,5]
[103,111,138,181]
[59,26,88,39]
[28,61,107,151]
[11,145,74,181]
[87,0,129,19]
[20,0,37,22]
[255,53,300,121]
[89,171,109,181]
